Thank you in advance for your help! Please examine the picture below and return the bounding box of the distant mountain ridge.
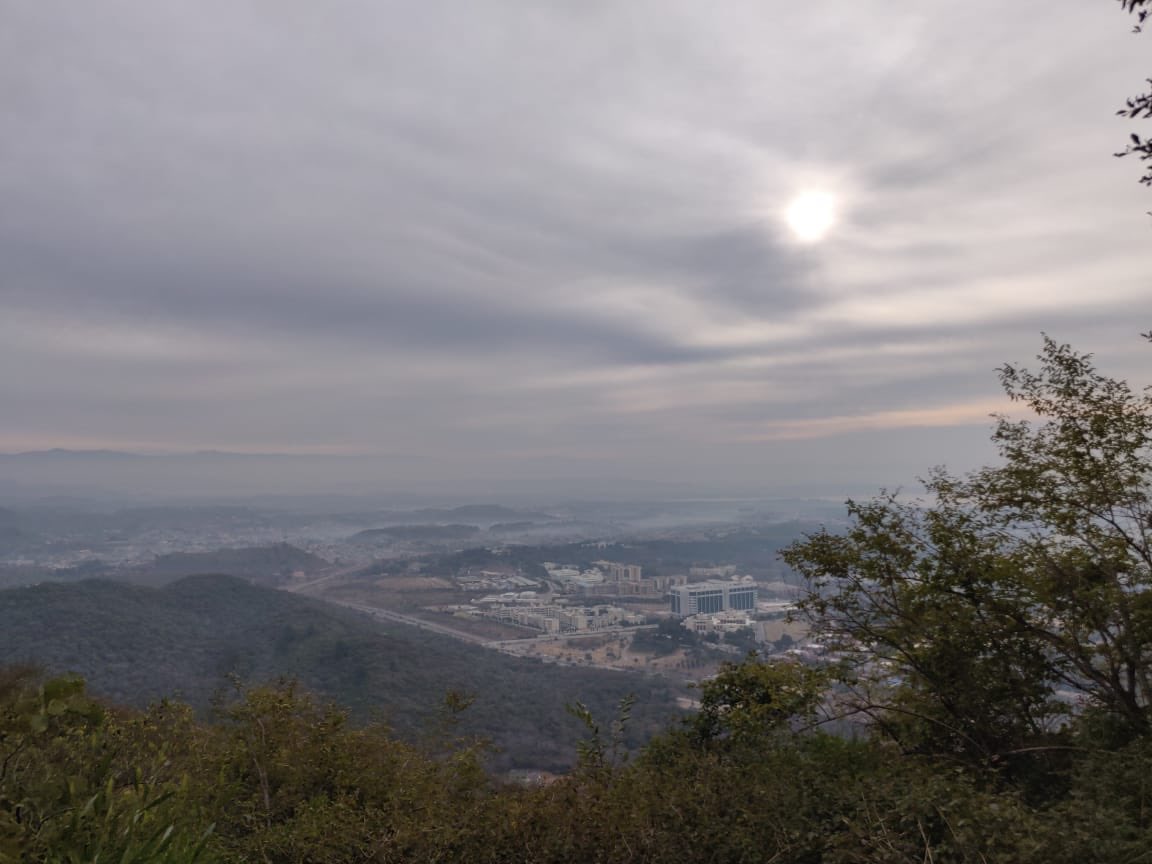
[348,524,481,543]
[3,449,144,458]
[415,504,556,521]
[2,449,297,458]
[368,504,558,526]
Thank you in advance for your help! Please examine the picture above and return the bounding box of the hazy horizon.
[0,442,972,504]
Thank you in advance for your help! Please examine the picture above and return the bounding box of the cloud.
[0,0,1147,495]
[733,399,1012,443]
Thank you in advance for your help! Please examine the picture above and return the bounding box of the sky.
[1,0,1149,499]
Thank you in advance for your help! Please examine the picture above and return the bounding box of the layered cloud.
[0,0,1147,495]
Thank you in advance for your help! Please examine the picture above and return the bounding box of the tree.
[690,655,826,749]
[1115,0,1152,186]
[784,337,1152,765]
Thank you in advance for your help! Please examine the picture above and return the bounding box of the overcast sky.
[1,0,1149,498]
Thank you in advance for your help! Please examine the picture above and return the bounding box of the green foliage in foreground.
[5,659,1152,864]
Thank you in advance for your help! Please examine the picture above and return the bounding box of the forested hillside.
[0,574,679,771]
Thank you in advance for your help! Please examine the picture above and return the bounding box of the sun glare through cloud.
[784,190,838,243]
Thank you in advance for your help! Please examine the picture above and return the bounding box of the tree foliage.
[1116,0,1152,185]
[690,656,826,749]
[785,337,1152,769]
[0,669,215,864]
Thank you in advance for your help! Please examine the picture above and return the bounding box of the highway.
[332,600,495,645]
[484,624,657,649]
[302,593,657,651]
[284,564,367,595]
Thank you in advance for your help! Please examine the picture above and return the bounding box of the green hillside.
[0,575,679,771]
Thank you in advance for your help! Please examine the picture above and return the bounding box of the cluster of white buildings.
[450,558,778,641]
[541,562,608,590]
[457,570,540,591]
[466,590,644,634]
[682,610,756,634]
[542,560,686,597]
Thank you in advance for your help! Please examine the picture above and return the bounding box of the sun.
[784,190,837,243]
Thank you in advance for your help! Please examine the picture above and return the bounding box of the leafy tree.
[631,618,697,656]
[690,655,826,749]
[785,337,1152,765]
[721,626,758,653]
[1115,0,1152,185]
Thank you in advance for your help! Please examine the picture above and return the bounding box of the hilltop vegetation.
[4,654,1152,864]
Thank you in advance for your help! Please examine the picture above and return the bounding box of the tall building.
[670,579,757,617]
[598,562,643,583]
